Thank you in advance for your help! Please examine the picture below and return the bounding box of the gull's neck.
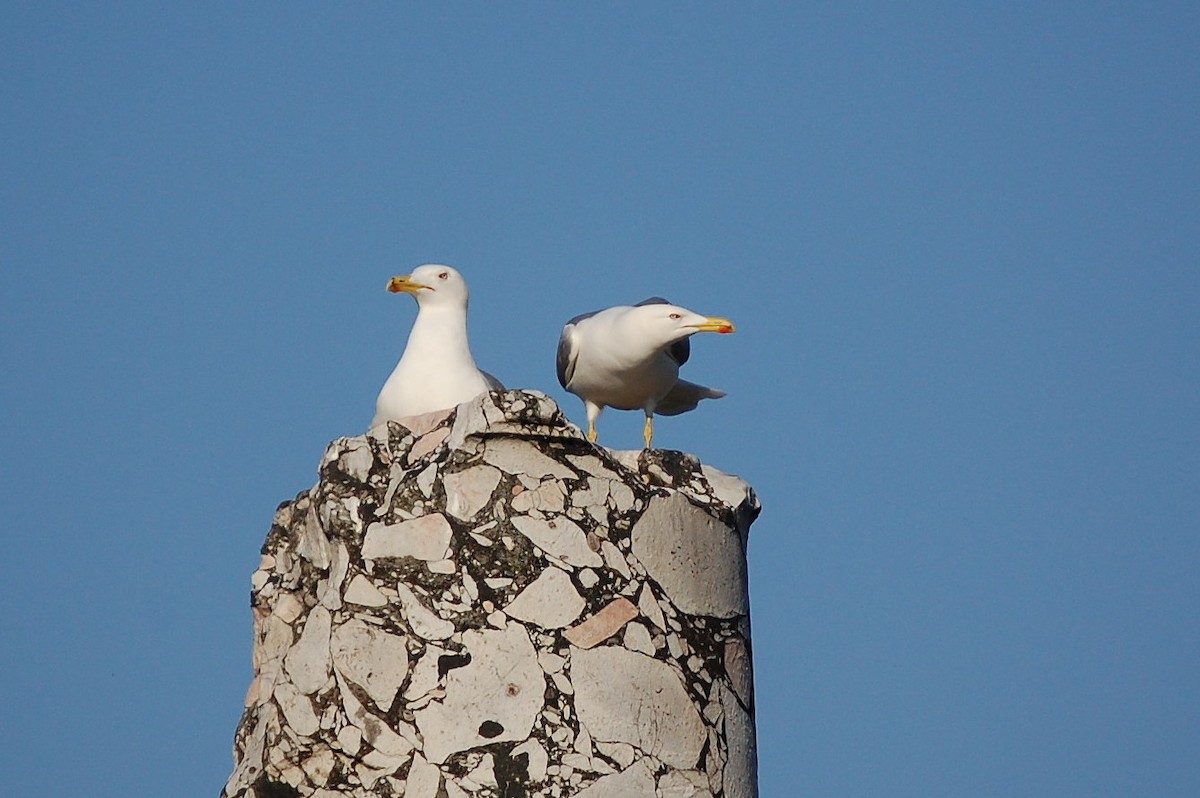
[402,302,478,366]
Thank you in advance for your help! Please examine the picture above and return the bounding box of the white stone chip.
[578,568,600,588]
[416,463,439,497]
[344,574,388,607]
[403,644,446,702]
[659,768,716,797]
[427,558,457,574]
[298,506,333,569]
[622,621,655,656]
[482,438,576,480]
[336,724,362,756]
[511,515,603,569]
[273,593,304,623]
[575,758,657,797]
[330,618,410,708]
[461,569,479,602]
[405,754,442,798]
[338,673,414,757]
[607,480,635,511]
[571,646,706,770]
[283,605,332,694]
[699,464,754,512]
[636,583,667,631]
[631,493,747,618]
[538,651,566,673]
[512,479,567,515]
[336,439,375,482]
[361,747,411,775]
[319,543,350,610]
[600,541,631,580]
[503,568,586,629]
[395,583,455,640]
[594,740,636,770]
[273,681,320,737]
[464,753,498,788]
[415,624,546,764]
[513,738,549,782]
[443,465,502,521]
[444,782,470,798]
[409,425,450,463]
[362,514,453,561]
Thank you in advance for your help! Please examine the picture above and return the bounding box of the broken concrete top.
[224,390,760,798]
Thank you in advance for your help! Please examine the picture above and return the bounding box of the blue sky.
[2,3,1197,796]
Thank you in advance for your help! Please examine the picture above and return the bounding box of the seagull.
[556,298,735,448]
[371,264,503,429]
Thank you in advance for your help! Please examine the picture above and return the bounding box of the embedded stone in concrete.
[725,637,754,709]
[343,574,387,607]
[503,567,586,629]
[409,425,450,463]
[571,645,707,769]
[333,438,375,483]
[637,582,667,631]
[362,514,452,561]
[511,479,567,515]
[319,542,350,611]
[330,618,410,708]
[563,597,639,649]
[623,621,655,656]
[298,506,333,569]
[415,624,546,764]
[481,438,575,480]
[631,492,748,618]
[576,758,657,797]
[442,465,502,521]
[513,738,549,782]
[659,768,716,797]
[511,514,603,569]
[405,754,442,798]
[338,672,414,758]
[274,681,320,737]
[395,583,455,641]
[283,605,331,695]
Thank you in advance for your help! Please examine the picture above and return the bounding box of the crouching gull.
[371,264,503,429]
[556,297,735,448]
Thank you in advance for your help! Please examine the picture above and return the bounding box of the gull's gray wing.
[557,309,600,389]
[636,296,690,365]
[654,379,725,416]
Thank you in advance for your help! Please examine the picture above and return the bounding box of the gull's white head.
[629,302,736,346]
[386,264,470,308]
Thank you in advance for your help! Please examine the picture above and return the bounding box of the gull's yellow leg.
[643,415,654,449]
[587,420,598,443]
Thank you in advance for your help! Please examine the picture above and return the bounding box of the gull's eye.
[669,313,682,320]
[438,272,449,280]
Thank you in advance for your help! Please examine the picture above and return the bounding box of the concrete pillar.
[222,390,760,798]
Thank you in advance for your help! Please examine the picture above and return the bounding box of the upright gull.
[371,264,503,429]
[556,298,735,448]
